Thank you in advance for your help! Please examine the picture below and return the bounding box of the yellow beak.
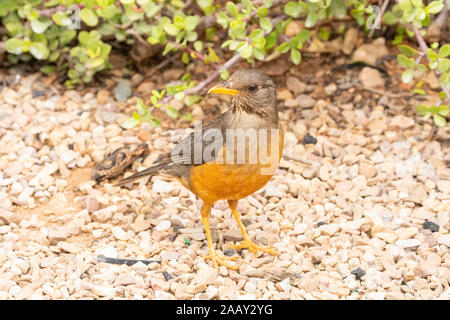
[207,86,240,96]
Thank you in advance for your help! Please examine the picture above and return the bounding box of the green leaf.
[162,42,174,55]
[5,38,24,55]
[427,1,444,14]
[290,48,301,65]
[174,91,185,100]
[220,69,230,81]
[185,16,199,32]
[383,11,397,25]
[397,54,416,69]
[122,117,140,129]
[29,42,49,60]
[438,91,448,99]
[277,42,290,53]
[438,44,450,58]
[259,17,272,33]
[240,43,253,59]
[30,18,49,34]
[305,11,318,28]
[181,112,193,121]
[416,104,430,114]
[433,114,446,127]
[164,23,179,36]
[184,94,201,106]
[165,105,179,118]
[438,58,450,73]
[401,69,414,83]
[80,8,99,27]
[437,105,449,116]
[226,2,239,18]
[398,44,418,57]
[257,7,268,18]
[136,98,148,116]
[284,2,302,18]
[148,117,161,128]
[40,65,55,75]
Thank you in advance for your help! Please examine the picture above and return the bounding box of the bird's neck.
[231,98,279,126]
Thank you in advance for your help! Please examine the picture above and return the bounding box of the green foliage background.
[0,0,448,127]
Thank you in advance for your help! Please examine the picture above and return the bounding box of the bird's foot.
[232,237,278,255]
[202,251,239,271]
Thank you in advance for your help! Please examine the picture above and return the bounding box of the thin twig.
[413,27,450,101]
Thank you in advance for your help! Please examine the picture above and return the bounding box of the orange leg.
[200,203,239,270]
[228,200,277,255]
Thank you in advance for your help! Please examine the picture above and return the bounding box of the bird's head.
[207,69,277,118]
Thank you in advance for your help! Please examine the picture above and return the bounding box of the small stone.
[375,232,398,243]
[367,292,386,300]
[264,185,283,198]
[130,216,151,233]
[292,121,307,140]
[114,274,136,286]
[152,180,175,193]
[162,271,173,281]
[224,249,237,256]
[423,221,439,232]
[32,90,45,98]
[92,286,116,297]
[131,73,144,85]
[137,81,155,93]
[302,133,317,145]
[101,111,117,123]
[438,235,450,247]
[298,95,316,108]
[277,88,293,101]
[292,223,308,235]
[111,226,130,241]
[92,205,117,223]
[342,28,359,55]
[58,242,80,254]
[436,180,450,194]
[286,76,307,95]
[223,229,244,242]
[351,267,366,280]
[48,229,68,245]
[96,89,110,104]
[395,239,421,248]
[279,278,291,292]
[359,67,385,89]
[196,267,218,286]
[82,197,99,213]
[395,227,418,240]
[155,220,171,232]
[324,83,337,96]
[114,80,132,102]
[319,223,339,236]
[352,37,389,65]
[151,278,170,292]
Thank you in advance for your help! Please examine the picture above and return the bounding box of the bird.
[117,69,284,270]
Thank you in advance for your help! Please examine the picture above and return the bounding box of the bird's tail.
[115,162,168,186]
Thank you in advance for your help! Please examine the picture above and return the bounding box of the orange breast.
[186,125,284,204]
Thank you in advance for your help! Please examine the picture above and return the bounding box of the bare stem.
[413,27,450,101]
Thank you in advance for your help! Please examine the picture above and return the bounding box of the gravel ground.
[0,56,449,300]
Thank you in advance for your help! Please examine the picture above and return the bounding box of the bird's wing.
[169,110,231,167]
[116,111,232,185]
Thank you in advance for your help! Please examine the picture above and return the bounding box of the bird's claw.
[232,237,278,255]
[202,252,239,271]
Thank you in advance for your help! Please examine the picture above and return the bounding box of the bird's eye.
[248,84,258,92]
